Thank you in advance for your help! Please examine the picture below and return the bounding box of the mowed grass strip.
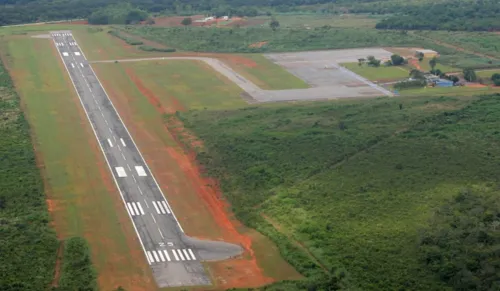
[5,37,157,291]
[342,62,409,81]
[118,60,247,110]
[222,54,309,90]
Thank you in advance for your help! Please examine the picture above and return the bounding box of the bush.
[394,79,427,90]
[57,237,97,291]
[88,3,148,25]
[108,30,143,45]
[138,45,176,52]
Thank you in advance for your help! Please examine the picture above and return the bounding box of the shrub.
[138,45,176,52]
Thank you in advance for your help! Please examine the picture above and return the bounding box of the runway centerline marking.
[108,128,112,134]
[158,228,164,239]
[137,186,143,196]
[115,167,127,177]
[132,175,136,182]
[143,199,149,208]
[117,145,122,152]
[121,152,127,161]
[127,164,131,171]
[150,213,157,224]
[104,119,108,125]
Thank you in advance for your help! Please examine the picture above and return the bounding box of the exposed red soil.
[220,55,257,68]
[99,65,275,289]
[408,58,422,70]
[249,41,268,48]
[466,83,487,88]
[50,242,64,287]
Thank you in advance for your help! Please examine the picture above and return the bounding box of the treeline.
[57,237,97,291]
[419,190,500,291]
[376,0,500,31]
[88,4,148,25]
[0,52,59,290]
[0,0,369,26]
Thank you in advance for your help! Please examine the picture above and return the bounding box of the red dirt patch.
[249,41,268,48]
[408,58,422,70]
[466,83,487,88]
[220,55,257,68]
[56,20,88,25]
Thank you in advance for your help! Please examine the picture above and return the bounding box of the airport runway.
[50,31,241,287]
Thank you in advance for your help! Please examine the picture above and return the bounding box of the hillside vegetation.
[180,94,500,290]
[121,25,500,69]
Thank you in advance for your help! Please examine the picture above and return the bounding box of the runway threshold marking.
[137,202,145,215]
[188,249,196,260]
[107,139,113,147]
[163,250,171,261]
[171,249,179,261]
[146,251,154,264]
[182,249,191,261]
[161,201,171,214]
[176,249,185,261]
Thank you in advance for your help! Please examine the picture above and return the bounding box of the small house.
[434,79,454,87]
[415,49,439,58]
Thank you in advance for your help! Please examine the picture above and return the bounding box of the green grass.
[179,93,500,290]
[477,69,500,79]
[397,85,500,96]
[257,14,383,29]
[416,31,500,59]
[406,57,459,73]
[226,54,309,90]
[4,36,154,290]
[341,62,409,81]
[97,60,247,110]
[0,38,59,291]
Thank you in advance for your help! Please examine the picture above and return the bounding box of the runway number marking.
[62,52,69,57]
[115,167,127,177]
[107,139,113,147]
[135,166,147,176]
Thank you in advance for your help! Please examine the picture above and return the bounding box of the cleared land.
[180,93,499,290]
[406,57,458,73]
[91,60,301,289]
[3,36,156,291]
[258,14,382,29]
[341,62,409,81]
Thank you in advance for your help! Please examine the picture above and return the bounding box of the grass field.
[260,14,383,29]
[3,36,156,291]
[416,31,500,59]
[406,57,459,73]
[397,85,500,96]
[477,69,500,79]
[180,93,499,290]
[92,60,301,288]
[222,54,309,90]
[341,62,409,81]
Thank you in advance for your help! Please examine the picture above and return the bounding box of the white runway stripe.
[152,201,160,214]
[135,166,147,176]
[158,250,165,262]
[127,202,136,215]
[188,249,196,260]
[176,249,185,261]
[115,167,127,177]
[80,63,84,68]
[146,251,154,264]
[163,250,171,261]
[161,201,171,214]
[152,251,160,262]
[137,202,145,215]
[172,249,180,261]
[74,51,81,56]
[62,52,69,57]
[107,138,113,147]
[132,202,139,215]
[157,202,167,214]
[71,63,75,68]
[120,138,126,147]
[182,249,191,261]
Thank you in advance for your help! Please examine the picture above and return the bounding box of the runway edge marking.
[50,33,152,265]
[71,34,185,232]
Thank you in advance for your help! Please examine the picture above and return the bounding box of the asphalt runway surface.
[51,30,241,288]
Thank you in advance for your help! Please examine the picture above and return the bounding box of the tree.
[357,58,365,66]
[491,73,500,86]
[463,68,477,82]
[409,69,425,80]
[270,18,280,31]
[429,57,437,71]
[181,17,192,27]
[367,55,381,67]
[390,54,405,66]
[416,52,424,62]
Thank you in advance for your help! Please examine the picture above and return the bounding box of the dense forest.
[376,0,500,31]
[180,94,500,290]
